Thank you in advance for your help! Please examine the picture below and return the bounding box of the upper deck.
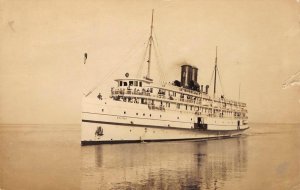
[110,78,248,120]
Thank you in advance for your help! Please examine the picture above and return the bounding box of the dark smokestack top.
[180,64,199,89]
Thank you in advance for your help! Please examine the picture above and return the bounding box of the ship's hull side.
[81,120,248,145]
[81,98,249,145]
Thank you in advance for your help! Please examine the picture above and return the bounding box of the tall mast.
[146,9,154,79]
[213,46,218,98]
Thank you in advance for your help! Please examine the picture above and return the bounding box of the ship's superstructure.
[81,10,248,145]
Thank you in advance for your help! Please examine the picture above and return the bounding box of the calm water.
[0,124,299,190]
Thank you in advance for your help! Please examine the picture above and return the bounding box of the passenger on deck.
[97,93,102,100]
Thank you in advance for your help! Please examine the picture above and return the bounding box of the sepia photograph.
[0,0,299,189]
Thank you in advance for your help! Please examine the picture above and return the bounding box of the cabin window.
[129,81,133,86]
[177,104,180,109]
[150,88,153,93]
[186,105,188,110]
[134,81,138,86]
[141,98,145,104]
[190,106,193,111]
[167,102,170,107]
[139,81,142,87]
[123,82,128,86]
[119,81,123,86]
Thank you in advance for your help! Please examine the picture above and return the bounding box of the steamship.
[81,10,249,145]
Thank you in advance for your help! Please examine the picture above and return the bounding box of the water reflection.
[81,137,248,190]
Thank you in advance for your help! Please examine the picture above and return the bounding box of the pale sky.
[0,0,300,124]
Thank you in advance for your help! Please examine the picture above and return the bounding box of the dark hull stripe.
[82,119,249,132]
[83,111,192,124]
[83,111,243,126]
[81,135,242,146]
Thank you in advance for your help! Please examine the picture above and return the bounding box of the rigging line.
[101,34,147,82]
[152,39,162,70]
[152,32,167,83]
[153,45,164,83]
[85,35,147,97]
[153,30,159,47]
[136,40,150,78]
[209,67,215,88]
[216,67,225,96]
[153,39,166,83]
[153,32,165,72]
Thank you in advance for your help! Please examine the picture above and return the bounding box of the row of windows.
[117,83,243,108]
[117,98,241,117]
[123,111,194,120]
[119,81,142,87]
[104,107,243,122]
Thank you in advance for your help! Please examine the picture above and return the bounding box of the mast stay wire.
[153,38,166,84]
[101,32,147,81]
[209,67,215,90]
[208,52,225,98]
[136,39,150,78]
[85,31,147,97]
[217,67,225,97]
[154,31,159,48]
[153,30,167,83]
[136,27,166,83]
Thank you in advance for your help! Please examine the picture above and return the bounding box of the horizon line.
[0,122,299,126]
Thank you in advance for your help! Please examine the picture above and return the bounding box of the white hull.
[81,121,247,145]
[81,98,249,145]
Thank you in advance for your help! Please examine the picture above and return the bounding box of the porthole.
[177,117,179,119]
[143,113,145,116]
[160,115,162,118]
[102,109,104,112]
[150,114,152,117]
[124,111,126,114]
[136,113,138,116]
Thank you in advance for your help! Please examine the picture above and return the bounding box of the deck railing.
[111,89,246,109]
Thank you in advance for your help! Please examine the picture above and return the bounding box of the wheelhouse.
[115,78,152,88]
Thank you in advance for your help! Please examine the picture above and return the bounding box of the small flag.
[84,53,88,64]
